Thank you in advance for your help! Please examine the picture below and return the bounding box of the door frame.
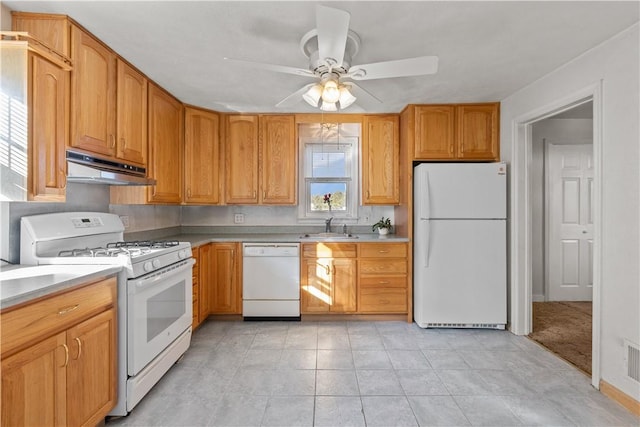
[545,142,594,302]
[510,81,602,389]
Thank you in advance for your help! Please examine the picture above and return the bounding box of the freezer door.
[414,163,506,219]
[413,219,506,327]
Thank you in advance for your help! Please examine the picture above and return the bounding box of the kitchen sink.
[300,232,358,239]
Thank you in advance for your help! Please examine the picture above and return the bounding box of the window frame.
[298,136,360,221]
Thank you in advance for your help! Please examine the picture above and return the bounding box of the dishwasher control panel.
[243,243,300,257]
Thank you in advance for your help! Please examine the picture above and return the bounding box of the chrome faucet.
[325,217,334,233]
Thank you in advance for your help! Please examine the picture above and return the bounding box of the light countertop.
[0,264,122,310]
[162,233,409,248]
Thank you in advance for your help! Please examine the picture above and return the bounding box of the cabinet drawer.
[359,243,407,258]
[1,277,116,357]
[359,259,407,275]
[359,276,406,289]
[359,288,407,313]
[302,243,357,258]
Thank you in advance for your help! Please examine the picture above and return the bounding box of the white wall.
[1,3,12,30]
[530,118,593,300]
[501,23,639,399]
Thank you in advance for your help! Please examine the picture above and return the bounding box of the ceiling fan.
[224,5,439,111]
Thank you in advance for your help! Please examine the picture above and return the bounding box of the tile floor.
[107,320,639,426]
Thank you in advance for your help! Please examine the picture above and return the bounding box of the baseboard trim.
[532,294,545,302]
[600,380,640,416]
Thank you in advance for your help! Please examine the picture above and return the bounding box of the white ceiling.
[4,1,639,113]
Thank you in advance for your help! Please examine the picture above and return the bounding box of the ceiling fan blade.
[345,82,382,109]
[224,57,314,77]
[276,83,316,108]
[347,56,439,81]
[316,5,350,67]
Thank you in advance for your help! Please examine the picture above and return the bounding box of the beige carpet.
[529,301,592,374]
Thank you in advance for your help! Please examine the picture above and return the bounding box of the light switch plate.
[234,213,245,224]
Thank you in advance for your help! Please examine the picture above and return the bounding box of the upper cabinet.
[116,59,147,166]
[12,12,71,56]
[410,103,499,161]
[184,107,221,204]
[224,114,297,205]
[362,115,400,205]
[225,115,259,204]
[147,83,184,204]
[70,25,117,157]
[260,115,297,204]
[0,34,72,202]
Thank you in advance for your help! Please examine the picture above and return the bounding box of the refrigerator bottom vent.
[425,323,505,330]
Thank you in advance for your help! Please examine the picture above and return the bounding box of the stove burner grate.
[107,240,180,249]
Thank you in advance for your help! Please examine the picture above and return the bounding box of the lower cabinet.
[1,276,117,427]
[300,242,408,315]
[301,243,357,314]
[199,243,212,322]
[358,243,408,313]
[191,246,200,329]
[209,243,241,314]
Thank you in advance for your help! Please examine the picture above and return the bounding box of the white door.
[546,143,594,301]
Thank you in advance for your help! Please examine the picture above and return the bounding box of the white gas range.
[20,212,194,416]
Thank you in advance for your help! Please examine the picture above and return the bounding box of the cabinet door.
[29,53,69,201]
[362,115,399,204]
[12,13,71,56]
[147,83,184,203]
[331,258,357,312]
[70,25,116,157]
[456,104,499,161]
[199,243,211,322]
[260,115,296,204]
[185,108,220,204]
[414,106,455,159]
[1,332,67,427]
[300,258,331,313]
[116,59,147,166]
[225,115,258,204]
[66,308,116,427]
[210,243,240,314]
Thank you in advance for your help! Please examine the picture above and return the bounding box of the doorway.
[527,102,594,374]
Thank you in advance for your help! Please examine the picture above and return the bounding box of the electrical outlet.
[120,215,130,229]
[234,213,245,224]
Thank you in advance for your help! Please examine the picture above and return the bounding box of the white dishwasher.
[242,243,300,319]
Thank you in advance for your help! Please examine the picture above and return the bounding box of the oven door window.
[147,282,186,342]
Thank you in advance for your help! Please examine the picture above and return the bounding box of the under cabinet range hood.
[66,150,156,186]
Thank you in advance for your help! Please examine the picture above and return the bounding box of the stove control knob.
[152,259,161,269]
[143,261,153,272]
[178,249,187,259]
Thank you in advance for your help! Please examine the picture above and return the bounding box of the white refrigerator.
[413,163,507,329]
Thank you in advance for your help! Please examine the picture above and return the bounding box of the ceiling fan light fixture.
[303,84,323,107]
[338,86,356,109]
[321,80,340,104]
[319,101,338,112]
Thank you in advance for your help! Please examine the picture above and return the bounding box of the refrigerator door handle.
[423,219,430,268]
[419,171,431,220]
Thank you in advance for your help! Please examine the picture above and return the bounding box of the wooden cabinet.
[70,25,117,157]
[411,103,499,161]
[225,115,259,204]
[224,114,297,205]
[301,243,357,313]
[116,59,147,166]
[456,104,499,160]
[1,276,117,426]
[199,244,212,320]
[184,107,221,204]
[358,243,408,313]
[12,12,71,57]
[147,83,184,203]
[29,42,71,201]
[191,246,200,329]
[209,243,241,314]
[260,115,297,204]
[362,115,400,204]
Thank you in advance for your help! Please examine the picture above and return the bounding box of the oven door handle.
[129,259,194,293]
